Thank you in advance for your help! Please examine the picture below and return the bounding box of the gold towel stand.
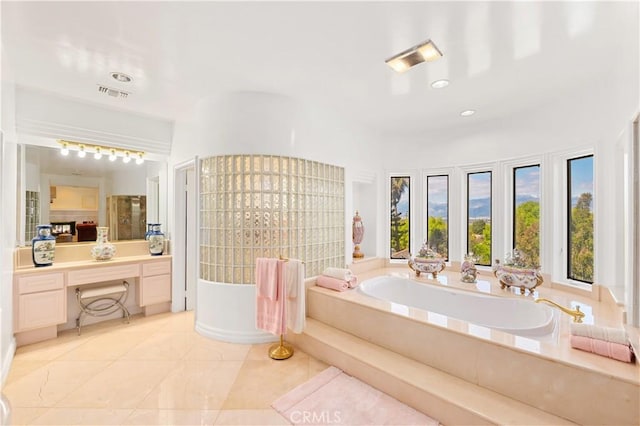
[268,255,296,360]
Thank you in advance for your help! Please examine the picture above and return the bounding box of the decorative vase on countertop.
[91,227,116,261]
[32,224,56,267]
[148,223,164,256]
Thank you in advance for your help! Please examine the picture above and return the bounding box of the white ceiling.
[2,1,638,139]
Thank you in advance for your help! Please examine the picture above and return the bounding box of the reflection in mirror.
[20,144,162,246]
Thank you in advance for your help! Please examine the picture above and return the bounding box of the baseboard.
[1,337,16,386]
[195,320,278,344]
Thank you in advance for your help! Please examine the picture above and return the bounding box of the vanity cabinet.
[15,272,66,332]
[139,260,172,306]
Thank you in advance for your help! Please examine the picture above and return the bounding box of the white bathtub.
[358,276,556,337]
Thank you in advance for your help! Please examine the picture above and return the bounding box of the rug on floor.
[272,366,439,425]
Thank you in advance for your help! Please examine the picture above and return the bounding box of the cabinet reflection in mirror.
[20,144,164,245]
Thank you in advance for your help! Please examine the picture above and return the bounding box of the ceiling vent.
[97,85,129,99]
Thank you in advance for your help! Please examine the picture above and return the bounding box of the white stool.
[75,281,130,335]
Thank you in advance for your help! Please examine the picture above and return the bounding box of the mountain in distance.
[428,202,448,218]
[468,197,490,219]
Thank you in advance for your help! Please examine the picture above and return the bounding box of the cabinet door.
[140,274,171,306]
[17,290,66,331]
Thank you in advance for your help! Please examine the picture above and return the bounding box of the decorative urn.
[91,227,116,261]
[492,249,543,295]
[352,211,365,259]
[32,224,56,267]
[408,243,446,279]
[460,253,478,283]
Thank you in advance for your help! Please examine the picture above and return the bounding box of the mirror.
[20,144,164,245]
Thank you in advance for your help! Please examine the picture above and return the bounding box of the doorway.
[173,159,197,311]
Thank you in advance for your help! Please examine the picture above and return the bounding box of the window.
[390,176,410,259]
[467,171,492,265]
[513,165,540,267]
[567,155,594,283]
[426,175,449,260]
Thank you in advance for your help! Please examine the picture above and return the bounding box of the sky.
[570,156,593,196]
[515,165,540,204]
[468,172,491,200]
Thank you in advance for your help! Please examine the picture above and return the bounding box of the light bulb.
[77,145,86,158]
[60,143,69,156]
[109,149,117,161]
[94,147,103,160]
[122,151,131,163]
[135,152,144,165]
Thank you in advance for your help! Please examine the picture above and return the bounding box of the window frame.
[512,163,541,266]
[425,174,450,261]
[389,175,411,260]
[466,170,493,266]
[566,154,595,284]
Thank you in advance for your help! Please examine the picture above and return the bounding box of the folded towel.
[316,275,349,292]
[570,323,629,346]
[323,267,353,281]
[322,267,358,288]
[570,335,634,363]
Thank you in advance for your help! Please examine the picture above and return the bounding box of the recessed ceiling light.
[386,39,443,73]
[460,109,476,117]
[431,79,449,89]
[111,72,132,83]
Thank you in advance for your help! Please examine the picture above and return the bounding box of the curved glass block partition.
[200,155,345,284]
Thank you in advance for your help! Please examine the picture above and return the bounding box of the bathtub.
[358,275,556,337]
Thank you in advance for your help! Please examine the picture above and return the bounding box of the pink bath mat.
[272,366,439,425]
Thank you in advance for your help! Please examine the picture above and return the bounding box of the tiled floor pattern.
[3,311,329,425]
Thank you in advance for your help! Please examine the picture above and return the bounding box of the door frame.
[172,158,198,312]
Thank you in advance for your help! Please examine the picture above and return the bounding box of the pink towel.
[256,258,279,300]
[570,335,634,363]
[316,275,349,292]
[256,259,287,335]
[347,275,358,288]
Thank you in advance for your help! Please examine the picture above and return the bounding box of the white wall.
[1,80,18,385]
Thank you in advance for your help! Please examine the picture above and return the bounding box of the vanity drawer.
[142,260,171,277]
[68,264,140,285]
[17,272,64,294]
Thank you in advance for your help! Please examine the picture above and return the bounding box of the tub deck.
[296,261,639,425]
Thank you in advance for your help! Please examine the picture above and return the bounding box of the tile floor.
[3,311,328,425]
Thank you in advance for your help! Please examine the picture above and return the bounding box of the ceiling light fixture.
[111,71,132,83]
[135,152,144,165]
[460,109,476,117]
[431,79,449,89]
[57,140,145,165]
[386,39,443,73]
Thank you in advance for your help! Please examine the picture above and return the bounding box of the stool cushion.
[78,284,128,299]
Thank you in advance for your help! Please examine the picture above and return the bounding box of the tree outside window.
[427,175,448,260]
[467,172,491,266]
[568,156,594,283]
[513,165,540,268]
[390,176,410,259]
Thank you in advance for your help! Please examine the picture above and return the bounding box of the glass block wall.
[25,191,40,243]
[200,155,345,284]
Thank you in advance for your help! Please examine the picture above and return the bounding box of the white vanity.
[12,240,171,346]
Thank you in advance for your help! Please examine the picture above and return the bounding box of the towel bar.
[75,281,130,335]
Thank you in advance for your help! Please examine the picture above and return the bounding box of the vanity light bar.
[57,140,144,165]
